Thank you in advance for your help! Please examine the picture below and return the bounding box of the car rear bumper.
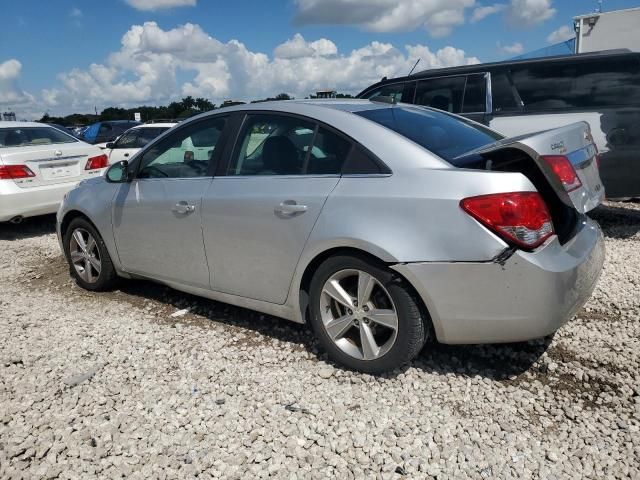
[0,180,80,222]
[392,217,605,344]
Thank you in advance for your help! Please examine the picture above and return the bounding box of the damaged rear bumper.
[391,217,605,344]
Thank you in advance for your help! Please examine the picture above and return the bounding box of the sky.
[0,0,638,118]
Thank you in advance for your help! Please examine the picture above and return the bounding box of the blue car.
[82,120,141,145]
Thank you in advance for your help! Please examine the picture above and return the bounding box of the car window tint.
[362,83,405,102]
[342,146,386,174]
[115,130,139,148]
[462,74,487,113]
[0,127,77,148]
[138,117,226,179]
[137,127,169,148]
[228,114,316,176]
[414,76,466,113]
[491,71,520,112]
[355,107,502,162]
[511,57,640,110]
[306,128,351,175]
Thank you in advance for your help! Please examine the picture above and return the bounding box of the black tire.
[64,217,118,291]
[309,254,428,373]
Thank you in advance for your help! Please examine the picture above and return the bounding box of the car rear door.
[0,126,106,189]
[201,112,350,304]
[111,116,229,288]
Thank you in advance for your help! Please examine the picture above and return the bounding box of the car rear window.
[0,127,78,148]
[355,107,501,162]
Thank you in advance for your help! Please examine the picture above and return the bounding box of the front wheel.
[309,255,428,373]
[64,217,118,291]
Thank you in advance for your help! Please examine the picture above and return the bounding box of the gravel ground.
[1,201,639,479]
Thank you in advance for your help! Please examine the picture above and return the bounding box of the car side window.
[306,127,352,175]
[491,71,520,112]
[115,130,139,148]
[511,58,640,110]
[227,114,316,176]
[462,74,487,113]
[137,117,226,179]
[363,83,405,102]
[342,146,388,174]
[414,76,466,113]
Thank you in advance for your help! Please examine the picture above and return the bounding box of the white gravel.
[1,201,639,479]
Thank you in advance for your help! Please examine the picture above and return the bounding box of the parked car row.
[56,100,604,372]
[0,122,109,223]
[0,121,173,223]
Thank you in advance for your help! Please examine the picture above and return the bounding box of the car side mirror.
[106,160,131,183]
[105,142,115,149]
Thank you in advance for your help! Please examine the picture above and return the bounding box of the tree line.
[39,92,353,126]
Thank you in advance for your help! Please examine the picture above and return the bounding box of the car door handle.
[124,153,129,157]
[172,201,196,215]
[275,201,308,216]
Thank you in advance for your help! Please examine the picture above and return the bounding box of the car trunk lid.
[455,121,604,214]
[0,143,97,188]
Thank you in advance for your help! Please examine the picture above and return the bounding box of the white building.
[574,7,640,53]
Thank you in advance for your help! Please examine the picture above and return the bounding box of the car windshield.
[355,106,502,162]
[0,127,78,148]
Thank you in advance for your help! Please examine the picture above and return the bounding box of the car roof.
[131,123,177,129]
[212,98,397,116]
[0,121,60,128]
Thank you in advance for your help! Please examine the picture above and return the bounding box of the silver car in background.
[56,100,605,373]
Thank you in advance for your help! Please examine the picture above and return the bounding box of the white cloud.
[37,23,479,116]
[293,0,476,37]
[0,59,39,118]
[470,3,506,23]
[497,42,524,55]
[547,25,574,43]
[274,33,338,59]
[124,0,196,11]
[506,0,555,27]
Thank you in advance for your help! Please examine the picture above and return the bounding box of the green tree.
[195,97,215,111]
[181,96,196,110]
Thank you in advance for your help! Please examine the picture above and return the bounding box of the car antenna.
[408,58,421,76]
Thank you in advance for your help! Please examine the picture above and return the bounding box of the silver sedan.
[57,100,605,373]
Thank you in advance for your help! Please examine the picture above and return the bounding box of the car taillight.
[460,192,554,249]
[540,155,582,192]
[0,165,36,180]
[85,154,108,170]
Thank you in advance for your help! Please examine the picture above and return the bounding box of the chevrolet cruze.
[57,100,605,373]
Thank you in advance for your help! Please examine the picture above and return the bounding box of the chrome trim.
[485,72,493,114]
[26,154,86,163]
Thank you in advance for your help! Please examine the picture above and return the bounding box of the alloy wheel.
[69,228,102,284]
[319,269,398,361]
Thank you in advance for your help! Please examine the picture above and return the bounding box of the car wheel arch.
[61,211,104,258]
[295,246,434,338]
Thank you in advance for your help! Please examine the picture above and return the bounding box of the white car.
[103,123,176,164]
[0,122,108,223]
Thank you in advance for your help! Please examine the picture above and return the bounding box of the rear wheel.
[64,217,118,291]
[309,255,428,373]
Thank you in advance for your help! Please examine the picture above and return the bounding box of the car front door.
[112,116,228,288]
[202,113,351,304]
